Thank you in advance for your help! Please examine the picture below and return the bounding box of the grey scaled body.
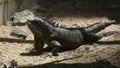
[27,17,116,56]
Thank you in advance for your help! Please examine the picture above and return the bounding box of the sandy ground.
[0,8,120,68]
[0,1,120,68]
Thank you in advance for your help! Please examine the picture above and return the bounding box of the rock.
[10,10,35,26]
[10,27,28,39]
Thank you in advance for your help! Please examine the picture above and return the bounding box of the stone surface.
[10,27,28,39]
[11,10,35,26]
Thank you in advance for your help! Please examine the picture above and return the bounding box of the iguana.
[26,17,117,56]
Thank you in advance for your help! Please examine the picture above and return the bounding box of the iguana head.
[27,17,44,28]
[27,16,54,34]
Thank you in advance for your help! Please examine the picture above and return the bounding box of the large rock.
[10,27,28,39]
[10,10,35,26]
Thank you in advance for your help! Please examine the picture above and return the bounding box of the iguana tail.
[84,20,116,34]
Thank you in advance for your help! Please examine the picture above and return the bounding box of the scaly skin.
[27,17,116,56]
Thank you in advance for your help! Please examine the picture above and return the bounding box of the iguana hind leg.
[95,31,117,39]
[83,33,100,43]
[85,21,116,34]
[84,31,117,43]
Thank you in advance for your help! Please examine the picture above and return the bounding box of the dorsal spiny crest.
[59,24,66,28]
[55,23,59,27]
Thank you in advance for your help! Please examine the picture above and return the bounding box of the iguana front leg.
[49,40,61,56]
[30,35,44,55]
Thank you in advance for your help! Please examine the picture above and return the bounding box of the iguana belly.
[51,28,84,48]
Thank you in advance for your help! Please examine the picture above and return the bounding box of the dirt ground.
[0,7,120,68]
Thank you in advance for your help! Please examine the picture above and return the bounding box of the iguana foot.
[52,53,59,56]
[51,47,59,56]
